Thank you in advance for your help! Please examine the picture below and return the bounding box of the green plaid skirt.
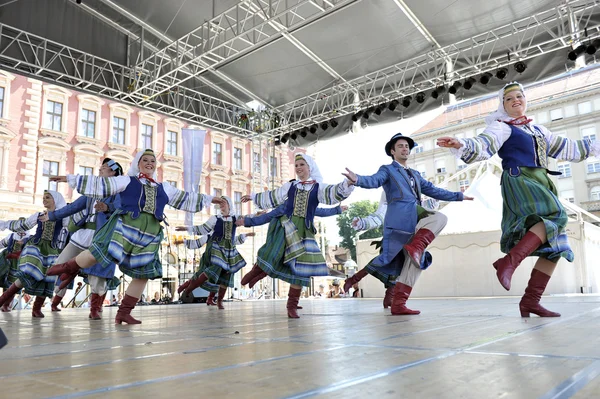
[0,252,19,287]
[15,240,59,297]
[192,238,237,289]
[256,215,327,287]
[500,167,572,262]
[90,211,163,280]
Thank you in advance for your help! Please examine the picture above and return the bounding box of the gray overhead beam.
[91,0,264,107]
[127,0,361,103]
[268,0,600,136]
[0,23,256,137]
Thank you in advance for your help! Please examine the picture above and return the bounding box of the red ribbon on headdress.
[506,116,532,126]
[138,173,157,184]
[298,180,316,185]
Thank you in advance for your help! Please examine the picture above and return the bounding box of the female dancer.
[239,153,353,318]
[176,196,255,309]
[0,191,69,317]
[41,157,123,319]
[0,227,30,312]
[437,82,600,317]
[46,149,223,324]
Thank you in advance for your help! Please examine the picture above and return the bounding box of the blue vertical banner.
[182,128,207,226]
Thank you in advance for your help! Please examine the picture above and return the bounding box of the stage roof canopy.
[1,0,599,143]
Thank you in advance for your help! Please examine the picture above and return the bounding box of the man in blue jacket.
[343,133,472,315]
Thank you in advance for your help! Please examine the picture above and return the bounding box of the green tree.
[337,200,382,260]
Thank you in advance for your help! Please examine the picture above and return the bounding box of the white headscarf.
[128,149,158,179]
[484,82,526,126]
[294,153,323,183]
[220,195,237,217]
[46,190,66,211]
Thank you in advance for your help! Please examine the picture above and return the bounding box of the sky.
[309,105,447,245]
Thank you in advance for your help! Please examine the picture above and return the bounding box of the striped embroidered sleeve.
[67,175,130,198]
[235,234,247,245]
[252,182,291,209]
[0,235,10,249]
[185,235,208,250]
[543,125,595,162]
[7,213,38,232]
[317,179,354,205]
[452,121,511,163]
[163,183,213,212]
[191,216,217,236]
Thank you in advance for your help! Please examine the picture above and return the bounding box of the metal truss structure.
[270,0,600,136]
[0,0,599,140]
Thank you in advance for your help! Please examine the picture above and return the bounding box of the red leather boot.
[206,291,216,306]
[287,287,301,319]
[89,293,102,320]
[216,286,227,310]
[248,270,267,288]
[403,229,435,267]
[0,283,20,309]
[390,283,420,315]
[383,285,394,309]
[519,269,561,317]
[32,296,46,318]
[0,293,16,312]
[51,295,63,312]
[98,293,106,312]
[178,273,209,296]
[493,231,542,291]
[241,263,263,286]
[115,294,141,324]
[343,268,368,294]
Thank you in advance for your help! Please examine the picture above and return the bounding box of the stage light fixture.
[448,81,462,95]
[374,106,383,115]
[309,124,318,134]
[401,96,411,108]
[388,99,399,111]
[479,72,493,85]
[320,121,328,130]
[274,138,281,146]
[76,0,82,3]
[416,92,426,103]
[280,134,289,144]
[330,119,339,128]
[495,68,508,80]
[586,39,600,54]
[363,108,373,120]
[351,111,362,122]
[463,77,476,90]
[300,128,308,138]
[431,89,439,99]
[568,44,587,61]
[514,61,527,73]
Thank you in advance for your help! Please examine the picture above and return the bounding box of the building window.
[0,87,5,119]
[414,144,424,154]
[212,188,222,214]
[234,191,242,215]
[79,166,93,176]
[557,162,571,178]
[233,147,243,170]
[270,156,278,178]
[457,159,467,171]
[212,142,223,165]
[435,160,446,174]
[550,108,563,121]
[578,101,592,114]
[459,179,469,192]
[167,180,177,188]
[46,100,63,131]
[253,152,261,173]
[141,123,153,149]
[166,130,178,156]
[560,190,575,203]
[591,186,600,201]
[415,164,426,178]
[582,126,596,143]
[112,116,126,144]
[43,160,59,191]
[81,109,96,138]
[588,159,600,174]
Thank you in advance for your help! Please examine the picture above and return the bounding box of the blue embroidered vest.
[212,217,237,241]
[31,219,64,247]
[283,183,320,228]
[497,123,559,176]
[119,178,169,220]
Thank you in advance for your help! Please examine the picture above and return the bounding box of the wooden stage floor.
[1,296,599,399]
